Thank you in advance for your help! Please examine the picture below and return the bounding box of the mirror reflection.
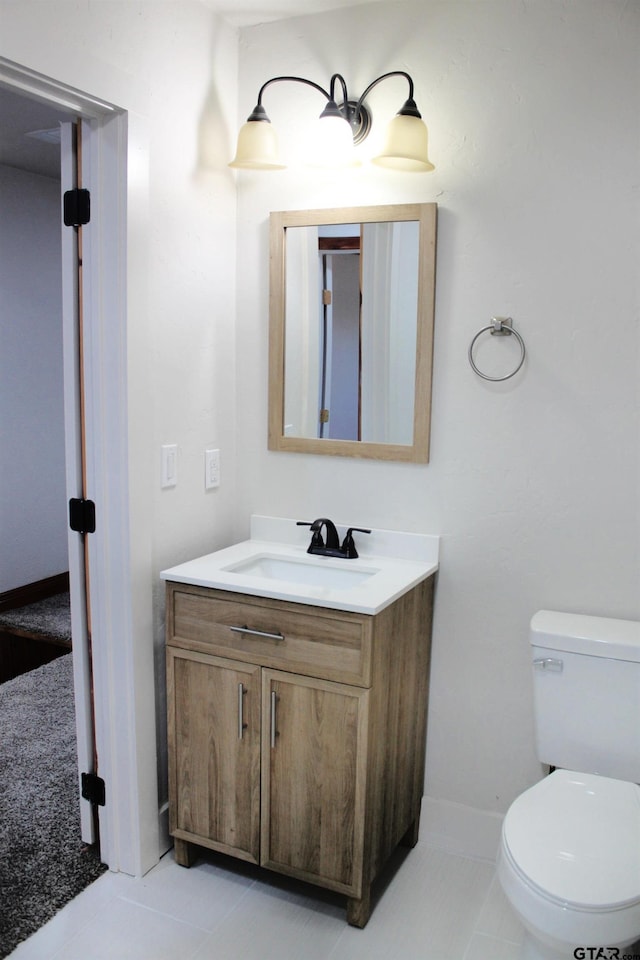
[284,220,419,445]
[268,204,437,462]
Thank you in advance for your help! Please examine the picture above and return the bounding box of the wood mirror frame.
[268,202,437,462]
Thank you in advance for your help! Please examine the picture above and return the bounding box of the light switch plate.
[161,444,178,488]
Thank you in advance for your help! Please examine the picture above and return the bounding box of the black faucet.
[297,518,371,559]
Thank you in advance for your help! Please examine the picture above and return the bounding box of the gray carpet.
[0,593,72,643]
[0,654,107,957]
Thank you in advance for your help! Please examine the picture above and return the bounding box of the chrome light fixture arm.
[354,70,423,121]
[250,75,333,119]
[247,72,371,141]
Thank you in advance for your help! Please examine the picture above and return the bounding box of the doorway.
[0,83,95,834]
[319,248,362,441]
[0,86,112,949]
[0,91,70,613]
[0,58,160,879]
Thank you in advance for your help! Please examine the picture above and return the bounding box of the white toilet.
[497,610,640,960]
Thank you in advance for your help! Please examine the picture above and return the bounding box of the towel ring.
[468,317,526,382]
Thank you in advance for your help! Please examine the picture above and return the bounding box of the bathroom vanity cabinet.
[165,576,434,927]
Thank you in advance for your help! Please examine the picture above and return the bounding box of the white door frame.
[0,58,160,876]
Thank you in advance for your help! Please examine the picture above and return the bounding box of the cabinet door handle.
[238,683,247,739]
[230,625,285,642]
[270,690,278,748]
[533,657,563,673]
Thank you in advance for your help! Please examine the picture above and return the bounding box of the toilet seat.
[502,769,640,911]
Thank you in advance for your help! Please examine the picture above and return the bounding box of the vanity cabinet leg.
[347,887,371,928]
[173,838,197,867]
[400,816,420,849]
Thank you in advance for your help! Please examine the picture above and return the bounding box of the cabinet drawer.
[166,584,372,686]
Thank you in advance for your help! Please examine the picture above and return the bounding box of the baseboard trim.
[420,795,503,862]
[153,796,502,874]
[0,572,70,613]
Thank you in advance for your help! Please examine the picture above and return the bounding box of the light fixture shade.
[307,112,357,168]
[229,120,286,169]
[372,114,434,172]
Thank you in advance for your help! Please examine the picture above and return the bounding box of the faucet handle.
[296,520,325,550]
[341,527,371,559]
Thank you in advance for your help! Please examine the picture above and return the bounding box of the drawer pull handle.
[270,690,278,748]
[230,625,285,642]
[238,683,247,740]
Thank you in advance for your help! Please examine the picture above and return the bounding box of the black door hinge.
[63,188,90,227]
[81,772,106,807]
[69,498,96,534]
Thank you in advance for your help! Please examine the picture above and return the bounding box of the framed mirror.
[268,203,437,462]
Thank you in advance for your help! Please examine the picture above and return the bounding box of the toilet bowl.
[498,769,640,959]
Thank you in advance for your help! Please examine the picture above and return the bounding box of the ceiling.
[0,86,70,180]
[201,0,377,27]
[0,0,379,179]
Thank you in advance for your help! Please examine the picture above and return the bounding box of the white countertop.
[160,516,439,615]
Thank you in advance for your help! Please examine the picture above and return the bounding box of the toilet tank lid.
[530,610,640,662]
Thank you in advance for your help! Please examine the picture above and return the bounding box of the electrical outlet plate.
[205,448,220,489]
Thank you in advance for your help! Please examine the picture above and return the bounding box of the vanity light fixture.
[229,70,434,172]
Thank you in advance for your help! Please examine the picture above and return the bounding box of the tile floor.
[8,841,525,960]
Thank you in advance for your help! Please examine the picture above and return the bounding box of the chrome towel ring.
[468,317,526,382]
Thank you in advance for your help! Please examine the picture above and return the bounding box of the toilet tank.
[530,610,640,782]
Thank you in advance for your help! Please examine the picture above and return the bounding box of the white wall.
[0,165,67,593]
[233,0,640,823]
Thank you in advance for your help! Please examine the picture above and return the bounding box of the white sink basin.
[160,519,439,614]
[222,554,379,590]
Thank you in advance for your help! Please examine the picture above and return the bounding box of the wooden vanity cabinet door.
[167,648,261,863]
[260,668,369,897]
